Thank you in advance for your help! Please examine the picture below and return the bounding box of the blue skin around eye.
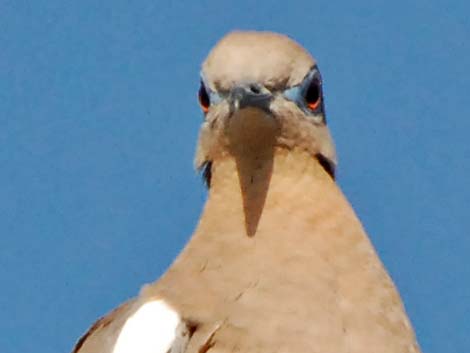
[283,85,304,105]
[209,91,222,105]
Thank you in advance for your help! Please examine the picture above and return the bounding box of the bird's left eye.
[304,78,322,111]
[198,82,210,113]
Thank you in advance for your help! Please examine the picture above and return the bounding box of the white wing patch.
[112,300,181,353]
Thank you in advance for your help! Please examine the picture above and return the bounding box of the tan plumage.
[73,31,421,353]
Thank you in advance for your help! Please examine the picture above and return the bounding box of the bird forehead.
[202,31,316,91]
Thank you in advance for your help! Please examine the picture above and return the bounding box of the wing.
[72,299,189,353]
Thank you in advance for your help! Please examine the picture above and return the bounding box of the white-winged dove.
[72,31,421,353]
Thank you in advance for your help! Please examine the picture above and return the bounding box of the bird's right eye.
[198,82,210,113]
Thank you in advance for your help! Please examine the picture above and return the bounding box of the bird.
[72,31,421,353]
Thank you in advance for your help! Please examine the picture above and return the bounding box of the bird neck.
[199,147,341,238]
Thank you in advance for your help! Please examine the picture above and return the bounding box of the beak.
[229,84,273,113]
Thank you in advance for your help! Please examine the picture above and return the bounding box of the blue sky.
[1,1,468,352]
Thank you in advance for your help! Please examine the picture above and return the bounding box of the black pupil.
[199,83,210,108]
[305,80,320,106]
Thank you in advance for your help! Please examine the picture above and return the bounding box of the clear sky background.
[1,1,468,352]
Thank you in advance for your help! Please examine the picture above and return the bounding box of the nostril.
[249,84,261,94]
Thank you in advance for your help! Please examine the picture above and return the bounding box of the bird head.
[195,31,336,186]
